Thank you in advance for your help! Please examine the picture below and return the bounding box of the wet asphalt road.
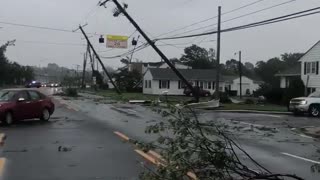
[0,88,143,180]
[1,88,320,179]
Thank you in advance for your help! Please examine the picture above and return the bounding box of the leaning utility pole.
[78,25,121,94]
[100,0,198,102]
[238,51,242,99]
[215,6,222,99]
[81,52,87,89]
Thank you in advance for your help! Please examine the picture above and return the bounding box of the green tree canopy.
[180,44,214,69]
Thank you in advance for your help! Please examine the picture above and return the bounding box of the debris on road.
[58,146,72,152]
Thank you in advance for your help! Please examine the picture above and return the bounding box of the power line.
[100,42,150,59]
[0,21,73,33]
[165,0,296,38]
[156,6,320,41]
[154,0,267,38]
[0,39,86,46]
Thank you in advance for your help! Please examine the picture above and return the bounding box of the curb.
[211,109,291,115]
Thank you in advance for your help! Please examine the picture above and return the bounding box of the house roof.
[148,68,263,83]
[298,40,320,62]
[275,64,301,77]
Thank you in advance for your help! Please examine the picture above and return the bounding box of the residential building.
[300,40,320,94]
[275,64,300,88]
[143,68,262,96]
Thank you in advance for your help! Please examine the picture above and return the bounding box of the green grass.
[220,103,288,112]
[82,89,211,103]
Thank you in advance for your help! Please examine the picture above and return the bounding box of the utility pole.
[238,51,242,99]
[81,52,87,89]
[78,25,121,94]
[215,6,221,99]
[100,0,198,101]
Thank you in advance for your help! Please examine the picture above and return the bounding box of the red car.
[0,89,55,125]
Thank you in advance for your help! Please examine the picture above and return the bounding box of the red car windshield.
[0,90,16,102]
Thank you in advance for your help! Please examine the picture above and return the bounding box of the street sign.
[106,35,128,49]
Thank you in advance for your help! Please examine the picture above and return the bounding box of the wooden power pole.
[215,6,222,99]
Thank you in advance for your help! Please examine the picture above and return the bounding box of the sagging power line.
[156,6,320,41]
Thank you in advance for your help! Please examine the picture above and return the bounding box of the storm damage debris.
[58,146,72,152]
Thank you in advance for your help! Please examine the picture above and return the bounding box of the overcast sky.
[1,0,320,70]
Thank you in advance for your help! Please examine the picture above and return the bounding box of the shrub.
[65,88,78,97]
[244,99,255,104]
[220,92,231,103]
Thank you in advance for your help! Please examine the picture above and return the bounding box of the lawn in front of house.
[84,89,212,103]
[220,103,288,112]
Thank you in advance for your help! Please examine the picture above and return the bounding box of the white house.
[225,76,262,96]
[275,64,300,89]
[143,68,262,96]
[300,40,320,94]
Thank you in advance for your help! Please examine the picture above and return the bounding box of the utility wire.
[156,6,320,41]
[0,39,86,46]
[165,0,296,38]
[155,0,266,38]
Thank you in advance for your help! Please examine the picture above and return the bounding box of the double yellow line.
[113,131,198,180]
[0,133,6,176]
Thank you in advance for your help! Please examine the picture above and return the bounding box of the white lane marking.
[127,109,137,113]
[281,152,320,164]
[298,134,314,139]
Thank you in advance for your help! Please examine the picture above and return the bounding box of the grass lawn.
[82,89,211,103]
[220,103,288,112]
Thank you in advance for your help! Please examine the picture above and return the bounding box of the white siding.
[151,80,184,95]
[143,70,153,94]
[300,41,320,88]
[280,77,286,88]
[159,63,191,69]
[230,77,260,95]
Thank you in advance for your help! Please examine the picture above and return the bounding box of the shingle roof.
[275,64,301,76]
[148,68,241,82]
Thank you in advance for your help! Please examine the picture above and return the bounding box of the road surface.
[0,88,320,179]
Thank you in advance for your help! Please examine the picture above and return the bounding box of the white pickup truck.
[289,91,320,117]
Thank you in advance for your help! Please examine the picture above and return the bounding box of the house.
[275,64,301,88]
[300,40,320,94]
[276,40,320,94]
[128,61,191,75]
[143,68,262,96]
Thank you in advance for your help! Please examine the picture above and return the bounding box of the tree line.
[0,41,34,86]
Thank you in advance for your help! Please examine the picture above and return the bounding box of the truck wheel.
[309,105,320,117]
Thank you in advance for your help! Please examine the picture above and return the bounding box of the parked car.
[183,87,211,97]
[25,81,41,88]
[0,89,55,125]
[289,91,320,117]
[48,82,60,87]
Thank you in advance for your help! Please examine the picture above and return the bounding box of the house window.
[148,80,151,88]
[312,62,317,74]
[208,82,212,89]
[178,81,186,89]
[212,82,215,90]
[199,81,204,89]
[144,80,148,88]
[159,80,170,89]
[305,62,319,74]
[203,82,208,89]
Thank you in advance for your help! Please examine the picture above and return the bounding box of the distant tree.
[113,69,141,92]
[244,62,254,70]
[180,44,214,69]
[281,53,304,67]
[0,41,33,86]
[254,57,285,87]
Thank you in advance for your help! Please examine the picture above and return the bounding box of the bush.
[65,88,78,97]
[220,92,231,103]
[244,99,255,104]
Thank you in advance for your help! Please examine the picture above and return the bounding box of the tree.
[244,62,254,70]
[113,69,141,92]
[0,41,34,86]
[139,105,303,180]
[281,53,304,67]
[255,57,285,87]
[180,45,214,69]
